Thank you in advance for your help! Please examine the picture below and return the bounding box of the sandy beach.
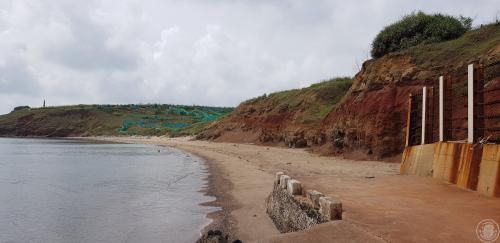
[92,136,500,243]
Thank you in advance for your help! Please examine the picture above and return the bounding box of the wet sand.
[91,136,500,243]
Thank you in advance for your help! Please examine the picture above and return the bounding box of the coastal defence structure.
[401,63,500,197]
[266,172,342,233]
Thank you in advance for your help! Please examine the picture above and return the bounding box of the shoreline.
[0,136,238,241]
[189,149,240,242]
[87,136,399,242]
[88,137,242,242]
[76,136,238,241]
[0,136,223,243]
[88,136,281,241]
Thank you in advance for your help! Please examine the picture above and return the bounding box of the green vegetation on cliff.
[371,12,472,58]
[0,104,233,137]
[243,77,352,125]
[405,23,500,69]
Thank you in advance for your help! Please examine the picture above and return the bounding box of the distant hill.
[0,104,233,137]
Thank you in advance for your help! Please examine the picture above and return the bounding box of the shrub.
[12,106,30,112]
[371,12,472,58]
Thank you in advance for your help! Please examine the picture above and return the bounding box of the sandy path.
[92,136,500,243]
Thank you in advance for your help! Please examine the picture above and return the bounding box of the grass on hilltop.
[242,77,353,125]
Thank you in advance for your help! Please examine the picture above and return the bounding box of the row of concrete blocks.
[274,172,342,220]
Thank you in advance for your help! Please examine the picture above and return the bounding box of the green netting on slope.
[118,105,231,132]
[163,122,191,129]
[166,107,189,115]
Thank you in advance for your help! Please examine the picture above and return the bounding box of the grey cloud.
[0,58,39,95]
[0,0,499,114]
[43,4,140,71]
[47,41,139,71]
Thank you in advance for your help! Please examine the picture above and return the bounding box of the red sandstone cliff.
[199,24,500,159]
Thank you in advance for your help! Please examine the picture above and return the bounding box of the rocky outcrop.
[196,230,241,243]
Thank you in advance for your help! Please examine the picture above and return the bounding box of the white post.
[421,86,427,145]
[467,64,474,143]
[439,76,444,141]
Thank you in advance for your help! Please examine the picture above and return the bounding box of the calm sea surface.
[0,138,215,243]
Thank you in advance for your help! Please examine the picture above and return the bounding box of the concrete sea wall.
[401,142,499,197]
[266,172,342,233]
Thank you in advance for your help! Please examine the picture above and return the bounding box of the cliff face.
[322,24,500,157]
[200,24,500,159]
[197,78,352,147]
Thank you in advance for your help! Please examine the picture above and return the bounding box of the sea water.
[0,138,215,243]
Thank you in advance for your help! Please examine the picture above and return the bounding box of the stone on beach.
[306,190,324,209]
[287,179,302,195]
[319,196,342,220]
[275,172,284,186]
[279,175,290,189]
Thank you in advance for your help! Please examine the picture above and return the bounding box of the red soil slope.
[199,24,500,159]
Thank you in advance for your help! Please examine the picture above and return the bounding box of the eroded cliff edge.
[198,24,500,159]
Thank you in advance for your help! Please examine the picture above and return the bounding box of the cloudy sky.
[0,0,498,114]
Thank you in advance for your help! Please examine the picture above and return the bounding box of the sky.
[0,0,499,114]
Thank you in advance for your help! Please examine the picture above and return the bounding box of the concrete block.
[306,190,324,209]
[280,175,290,189]
[477,144,500,197]
[400,144,435,177]
[287,179,302,195]
[319,196,342,220]
[275,172,284,186]
[433,142,460,183]
[455,144,482,190]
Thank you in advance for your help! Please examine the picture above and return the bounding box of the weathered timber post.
[473,64,485,143]
[427,86,435,143]
[439,76,452,141]
[421,86,427,145]
[439,75,453,142]
[444,76,452,141]
[443,75,453,141]
[439,76,445,141]
[405,94,413,147]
